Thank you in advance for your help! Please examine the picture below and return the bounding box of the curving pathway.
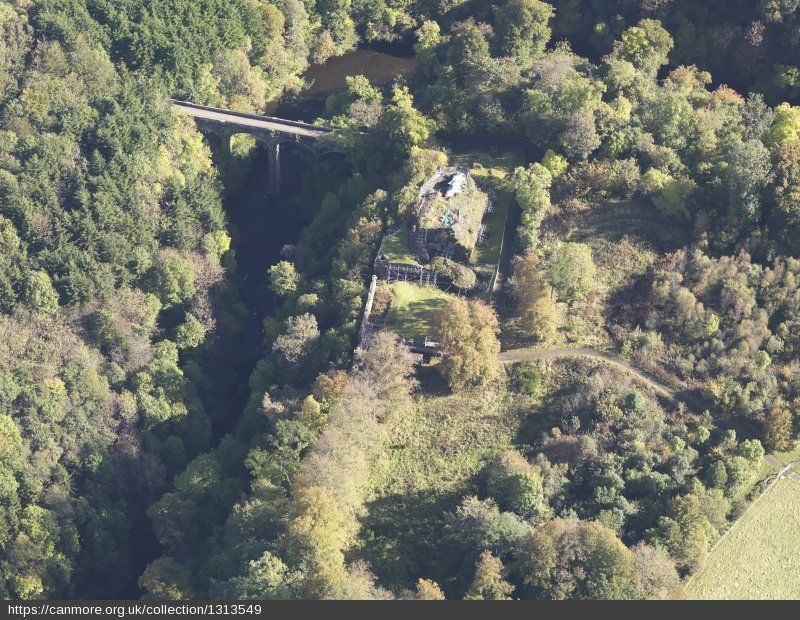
[499,347,789,470]
[499,347,677,401]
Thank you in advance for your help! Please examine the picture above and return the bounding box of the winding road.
[499,347,678,401]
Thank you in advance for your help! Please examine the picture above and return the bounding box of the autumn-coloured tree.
[414,578,446,600]
[509,251,559,342]
[436,298,501,390]
[764,407,794,452]
[464,551,515,600]
[281,485,348,598]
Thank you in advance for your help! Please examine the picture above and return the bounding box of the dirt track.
[499,347,677,400]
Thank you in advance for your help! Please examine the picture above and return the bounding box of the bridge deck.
[172,100,332,139]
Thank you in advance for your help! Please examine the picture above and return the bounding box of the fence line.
[684,463,795,589]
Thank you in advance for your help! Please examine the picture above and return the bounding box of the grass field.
[688,477,800,600]
[450,146,524,181]
[565,204,691,250]
[378,226,418,265]
[772,443,800,467]
[384,282,453,341]
[377,389,522,494]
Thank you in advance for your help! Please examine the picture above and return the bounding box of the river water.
[302,48,417,96]
[276,46,417,121]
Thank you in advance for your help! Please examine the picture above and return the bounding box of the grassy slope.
[688,477,800,600]
[378,387,522,494]
[361,385,525,591]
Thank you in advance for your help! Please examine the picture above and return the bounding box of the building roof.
[445,171,467,198]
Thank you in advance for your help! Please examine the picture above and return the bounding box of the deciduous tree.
[282,485,348,598]
[510,163,552,249]
[463,551,514,600]
[764,406,794,451]
[547,243,597,303]
[436,298,501,390]
[268,261,300,298]
[494,0,554,66]
[518,518,637,599]
[509,251,558,342]
[414,578,446,600]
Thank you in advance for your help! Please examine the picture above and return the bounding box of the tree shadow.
[604,269,655,334]
[392,296,448,339]
[414,363,450,396]
[356,486,474,597]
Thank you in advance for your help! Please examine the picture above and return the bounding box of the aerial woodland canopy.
[0,0,798,601]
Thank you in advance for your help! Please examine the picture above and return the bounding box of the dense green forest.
[1,0,800,600]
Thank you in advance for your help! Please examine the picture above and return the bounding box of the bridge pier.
[174,101,339,200]
[219,132,231,158]
[267,141,281,197]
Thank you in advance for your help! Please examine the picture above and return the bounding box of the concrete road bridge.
[172,100,336,195]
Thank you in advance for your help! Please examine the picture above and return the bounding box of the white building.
[445,171,467,198]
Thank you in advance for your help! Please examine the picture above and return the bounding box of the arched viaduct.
[172,100,337,196]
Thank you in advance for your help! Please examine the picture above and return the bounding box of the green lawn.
[384,282,453,341]
[379,226,418,265]
[688,477,800,599]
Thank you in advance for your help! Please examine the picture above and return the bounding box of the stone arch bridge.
[172,100,337,195]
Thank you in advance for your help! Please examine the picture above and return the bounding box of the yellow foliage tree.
[436,297,501,390]
[282,485,348,598]
[510,251,559,342]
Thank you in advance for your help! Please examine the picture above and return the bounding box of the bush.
[429,257,477,290]
[510,362,542,395]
